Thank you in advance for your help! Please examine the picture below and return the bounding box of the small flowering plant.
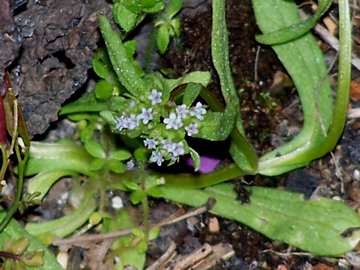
[8,0,360,268]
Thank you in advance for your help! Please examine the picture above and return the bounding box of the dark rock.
[3,0,111,137]
[0,0,22,92]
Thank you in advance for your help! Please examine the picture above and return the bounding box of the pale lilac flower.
[190,102,206,120]
[138,108,153,124]
[150,151,164,166]
[148,89,162,105]
[129,101,136,107]
[162,140,176,153]
[115,115,126,131]
[144,138,157,150]
[163,112,183,130]
[176,104,189,119]
[172,142,185,157]
[127,114,140,130]
[126,159,135,170]
[185,122,199,136]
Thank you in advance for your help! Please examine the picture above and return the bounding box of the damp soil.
[0,0,360,269]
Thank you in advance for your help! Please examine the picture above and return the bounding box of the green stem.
[0,146,29,232]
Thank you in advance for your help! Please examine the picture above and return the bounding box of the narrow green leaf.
[99,16,148,98]
[109,149,132,161]
[189,147,200,172]
[157,24,170,54]
[25,194,97,238]
[60,92,107,114]
[157,184,360,256]
[27,171,74,201]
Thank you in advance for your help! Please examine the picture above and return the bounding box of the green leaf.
[256,0,332,45]
[109,149,132,161]
[60,92,107,114]
[252,0,335,175]
[27,171,74,201]
[95,80,114,100]
[107,159,126,174]
[130,190,146,204]
[183,83,201,106]
[189,147,200,172]
[25,194,97,239]
[84,140,106,159]
[209,0,257,172]
[113,2,138,32]
[166,0,183,18]
[0,210,63,270]
[90,158,106,171]
[157,184,360,256]
[99,16,148,98]
[157,24,170,54]
[25,142,95,176]
[92,58,109,79]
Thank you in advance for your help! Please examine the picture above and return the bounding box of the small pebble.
[353,169,360,181]
[111,196,124,209]
[208,217,219,233]
[57,251,68,269]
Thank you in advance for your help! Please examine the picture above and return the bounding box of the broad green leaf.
[25,142,95,176]
[95,80,114,100]
[25,194,96,239]
[113,2,138,32]
[157,184,360,256]
[253,0,335,175]
[99,16,148,99]
[84,140,106,159]
[157,24,170,54]
[27,171,74,201]
[166,0,183,18]
[256,0,332,45]
[0,210,63,270]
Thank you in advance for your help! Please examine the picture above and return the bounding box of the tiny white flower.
[172,142,185,157]
[190,102,206,120]
[126,159,135,170]
[185,122,199,136]
[148,89,162,105]
[144,138,157,149]
[163,112,183,130]
[176,104,189,119]
[129,101,136,107]
[138,108,153,124]
[150,151,164,166]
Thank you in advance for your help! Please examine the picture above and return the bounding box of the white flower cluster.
[114,89,207,166]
